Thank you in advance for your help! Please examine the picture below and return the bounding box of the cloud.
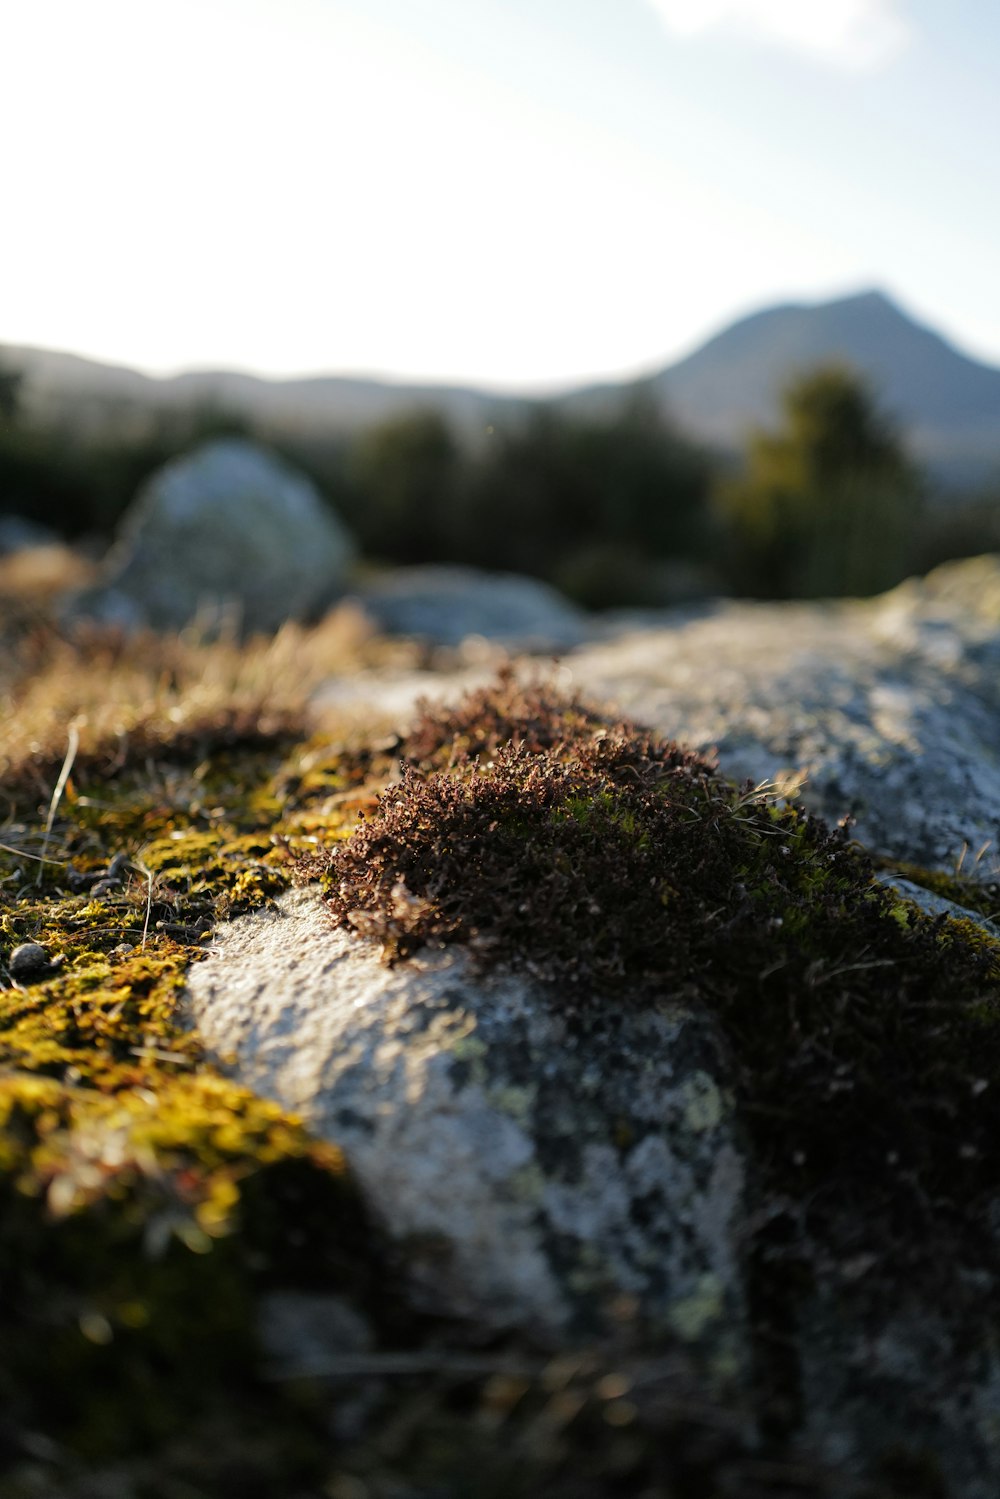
[644,0,911,70]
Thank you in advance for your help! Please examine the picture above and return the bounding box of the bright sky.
[4,0,998,388]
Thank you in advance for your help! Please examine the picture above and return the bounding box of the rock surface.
[186,888,1000,1495]
[69,438,355,633]
[565,557,1000,877]
[878,873,1000,937]
[187,890,747,1375]
[352,564,590,650]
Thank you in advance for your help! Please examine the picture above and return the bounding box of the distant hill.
[660,290,1000,485]
[0,343,527,444]
[4,289,1000,487]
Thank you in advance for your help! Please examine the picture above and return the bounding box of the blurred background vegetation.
[1,351,998,608]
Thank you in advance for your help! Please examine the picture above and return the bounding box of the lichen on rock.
[188,891,750,1381]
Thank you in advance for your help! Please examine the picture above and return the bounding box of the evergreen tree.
[350,411,461,564]
[0,360,23,425]
[717,365,920,598]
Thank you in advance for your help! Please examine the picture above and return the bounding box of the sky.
[3,0,999,389]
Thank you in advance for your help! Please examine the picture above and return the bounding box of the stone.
[186,890,748,1378]
[563,556,1000,878]
[68,438,355,634]
[8,942,53,981]
[352,564,589,651]
[179,641,1000,1493]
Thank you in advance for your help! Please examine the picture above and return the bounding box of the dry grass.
[0,542,97,601]
[0,544,99,649]
[0,596,410,804]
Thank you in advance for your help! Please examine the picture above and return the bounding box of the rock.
[187,890,748,1377]
[68,439,355,634]
[8,942,55,981]
[178,658,1000,1494]
[185,888,1000,1493]
[561,556,1000,877]
[353,565,589,651]
[797,1296,1000,1494]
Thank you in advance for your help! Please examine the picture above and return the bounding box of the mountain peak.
[831,287,894,306]
[654,288,1000,485]
[829,287,902,316]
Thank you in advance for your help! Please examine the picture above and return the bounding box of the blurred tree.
[716,365,921,598]
[350,411,461,563]
[0,360,24,425]
[456,391,714,601]
[911,489,1000,576]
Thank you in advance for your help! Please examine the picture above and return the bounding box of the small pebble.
[9,943,53,980]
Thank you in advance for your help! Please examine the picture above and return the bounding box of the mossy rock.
[189,674,1000,1495]
[4,670,1000,1496]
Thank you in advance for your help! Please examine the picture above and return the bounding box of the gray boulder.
[70,438,355,633]
[353,564,589,651]
[179,591,1000,1490]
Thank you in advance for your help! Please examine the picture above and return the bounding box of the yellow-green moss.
[0,729,389,1469]
[875,854,1000,925]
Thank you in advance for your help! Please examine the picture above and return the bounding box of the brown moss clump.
[320,735,723,982]
[307,676,1000,1317]
[400,666,621,769]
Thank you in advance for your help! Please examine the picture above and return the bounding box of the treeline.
[1,357,998,605]
[306,391,717,608]
[288,369,1000,604]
